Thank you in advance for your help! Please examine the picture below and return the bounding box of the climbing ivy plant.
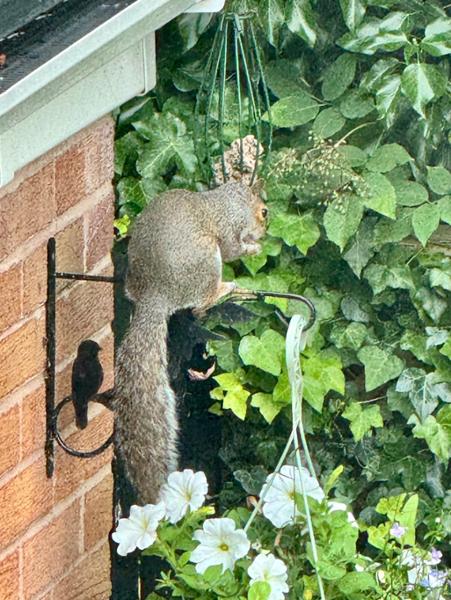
[114,0,451,568]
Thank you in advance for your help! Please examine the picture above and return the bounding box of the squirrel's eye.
[261,207,268,218]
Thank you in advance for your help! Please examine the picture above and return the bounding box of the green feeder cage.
[194,10,272,186]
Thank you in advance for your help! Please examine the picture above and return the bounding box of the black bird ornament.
[71,340,103,429]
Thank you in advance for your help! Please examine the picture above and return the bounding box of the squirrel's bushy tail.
[114,294,178,504]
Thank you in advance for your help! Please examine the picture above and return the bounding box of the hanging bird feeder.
[194,10,272,185]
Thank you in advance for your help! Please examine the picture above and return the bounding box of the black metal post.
[45,237,56,477]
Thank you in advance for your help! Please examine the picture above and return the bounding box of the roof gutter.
[0,0,218,186]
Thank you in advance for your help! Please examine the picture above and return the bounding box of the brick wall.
[0,117,115,599]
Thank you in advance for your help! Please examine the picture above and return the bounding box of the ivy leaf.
[341,296,370,323]
[412,202,441,246]
[303,351,345,412]
[115,131,145,176]
[343,220,376,277]
[357,346,404,391]
[410,408,450,462]
[339,90,375,119]
[438,196,451,224]
[394,181,428,207]
[337,145,367,167]
[265,58,305,97]
[321,54,357,101]
[366,144,411,173]
[425,327,449,349]
[338,15,408,55]
[268,211,320,254]
[242,237,282,276]
[364,264,414,295]
[136,113,197,179]
[441,339,451,360]
[401,64,447,118]
[256,0,286,48]
[251,393,285,424]
[248,580,271,600]
[373,207,413,244]
[361,58,400,92]
[337,572,378,595]
[324,195,364,251]
[286,0,317,48]
[339,0,366,31]
[222,388,250,420]
[429,268,451,292]
[427,166,451,195]
[421,18,451,57]
[367,522,391,550]
[266,92,319,127]
[208,339,240,372]
[342,402,383,442]
[312,108,346,138]
[177,13,213,52]
[364,173,397,218]
[239,330,285,376]
[396,368,439,422]
[330,322,368,351]
[211,372,250,420]
[375,74,402,124]
[414,287,447,323]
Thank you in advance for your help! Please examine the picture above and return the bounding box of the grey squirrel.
[115,181,267,503]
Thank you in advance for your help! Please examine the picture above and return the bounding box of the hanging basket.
[194,11,272,186]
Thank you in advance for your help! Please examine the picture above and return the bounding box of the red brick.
[23,500,80,599]
[98,330,114,393]
[0,163,55,261]
[85,191,114,271]
[84,471,113,551]
[22,244,47,316]
[0,457,53,548]
[0,550,19,600]
[55,280,113,363]
[56,218,84,273]
[0,317,45,398]
[21,385,46,458]
[55,218,85,293]
[55,144,86,216]
[52,542,111,600]
[84,118,115,194]
[0,263,22,333]
[0,404,20,476]
[54,411,113,502]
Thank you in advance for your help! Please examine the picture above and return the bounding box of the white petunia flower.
[112,503,166,556]
[328,501,358,529]
[190,517,250,574]
[248,553,289,600]
[160,469,208,524]
[261,465,325,528]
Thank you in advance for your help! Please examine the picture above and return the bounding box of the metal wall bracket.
[45,237,115,477]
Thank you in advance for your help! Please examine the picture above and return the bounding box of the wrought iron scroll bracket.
[45,237,115,478]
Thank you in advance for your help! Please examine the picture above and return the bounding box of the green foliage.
[115,1,451,597]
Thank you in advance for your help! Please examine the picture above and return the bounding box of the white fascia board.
[186,0,226,11]
[0,0,203,187]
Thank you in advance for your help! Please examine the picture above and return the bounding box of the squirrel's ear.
[250,178,264,196]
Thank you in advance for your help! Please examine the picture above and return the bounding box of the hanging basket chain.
[195,11,272,185]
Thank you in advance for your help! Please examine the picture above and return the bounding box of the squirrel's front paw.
[243,241,262,256]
